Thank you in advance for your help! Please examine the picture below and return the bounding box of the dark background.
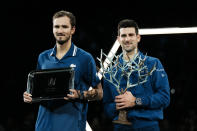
[1,1,197,131]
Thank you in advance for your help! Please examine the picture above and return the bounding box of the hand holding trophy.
[97,49,156,125]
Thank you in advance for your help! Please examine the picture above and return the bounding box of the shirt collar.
[50,42,78,57]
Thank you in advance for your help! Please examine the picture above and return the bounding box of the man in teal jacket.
[103,19,170,131]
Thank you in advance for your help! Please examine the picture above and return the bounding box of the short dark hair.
[118,19,139,35]
[53,10,76,28]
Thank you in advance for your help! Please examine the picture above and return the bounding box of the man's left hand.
[64,89,79,100]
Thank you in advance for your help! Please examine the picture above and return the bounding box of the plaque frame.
[26,67,75,102]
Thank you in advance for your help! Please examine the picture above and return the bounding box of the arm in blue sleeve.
[139,58,170,109]
[36,55,41,70]
[85,55,101,87]
[102,79,118,119]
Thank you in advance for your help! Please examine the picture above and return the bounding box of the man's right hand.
[115,91,136,110]
[23,91,32,103]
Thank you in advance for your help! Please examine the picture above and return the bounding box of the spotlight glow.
[139,27,197,35]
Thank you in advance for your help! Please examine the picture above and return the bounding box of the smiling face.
[118,27,141,53]
[53,16,75,45]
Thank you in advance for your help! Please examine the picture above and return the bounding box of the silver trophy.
[97,49,156,125]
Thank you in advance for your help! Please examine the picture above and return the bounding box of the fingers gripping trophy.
[97,49,156,125]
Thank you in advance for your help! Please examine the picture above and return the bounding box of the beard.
[123,45,135,53]
[124,48,133,53]
[56,35,70,45]
[57,40,67,45]
[122,41,137,53]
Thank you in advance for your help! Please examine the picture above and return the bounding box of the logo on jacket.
[70,64,76,68]
[161,73,165,77]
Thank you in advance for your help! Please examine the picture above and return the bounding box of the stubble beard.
[125,48,133,53]
[123,45,135,53]
[56,35,70,45]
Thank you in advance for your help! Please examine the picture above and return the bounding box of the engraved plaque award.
[26,67,75,102]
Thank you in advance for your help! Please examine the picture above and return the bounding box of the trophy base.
[113,120,132,125]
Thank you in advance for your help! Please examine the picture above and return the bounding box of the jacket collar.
[50,42,78,57]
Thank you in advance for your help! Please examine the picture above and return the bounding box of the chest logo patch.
[70,64,76,68]
[161,73,165,77]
